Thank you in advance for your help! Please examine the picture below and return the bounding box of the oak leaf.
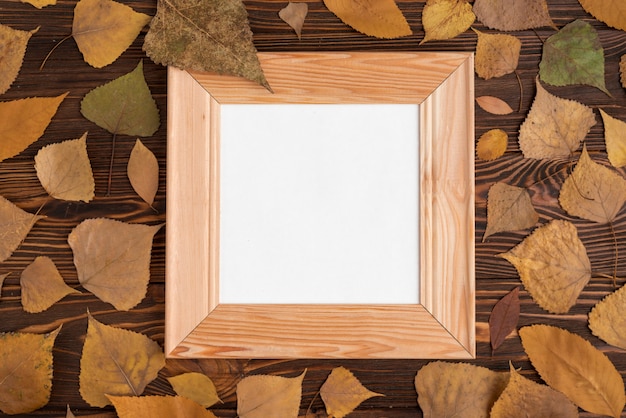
[0,24,38,94]
[539,19,609,95]
[415,361,509,418]
[67,218,163,311]
[21,256,80,313]
[620,55,626,88]
[21,0,56,8]
[489,287,520,354]
[143,0,270,90]
[473,29,520,79]
[320,367,383,418]
[484,182,538,240]
[490,363,579,418]
[589,284,626,350]
[323,0,411,39]
[518,78,596,159]
[167,372,221,408]
[0,195,45,263]
[0,327,61,415]
[108,395,218,418]
[520,324,625,417]
[477,129,508,161]
[498,220,591,313]
[279,2,308,40]
[0,273,8,298]
[420,0,474,45]
[128,139,159,207]
[578,0,626,32]
[34,133,95,203]
[476,96,514,115]
[0,93,68,162]
[79,314,165,407]
[473,0,555,31]
[237,371,305,418]
[600,109,626,168]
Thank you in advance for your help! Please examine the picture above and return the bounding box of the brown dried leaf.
[477,129,508,161]
[68,218,163,311]
[589,284,626,350]
[79,313,165,407]
[415,361,509,418]
[0,195,45,263]
[108,395,218,418]
[237,371,305,418]
[128,139,159,207]
[0,24,38,94]
[420,0,475,45]
[476,96,514,115]
[473,0,555,31]
[320,367,384,418]
[484,182,538,240]
[473,29,520,79]
[519,79,596,159]
[21,256,80,313]
[520,324,625,417]
[620,55,626,88]
[499,220,591,313]
[0,272,8,298]
[600,109,626,168]
[323,0,411,39]
[279,2,308,39]
[489,287,520,354]
[167,372,221,408]
[578,0,626,32]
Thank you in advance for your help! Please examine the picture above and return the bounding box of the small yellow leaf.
[0,24,38,94]
[79,313,165,407]
[589,284,626,350]
[0,195,45,263]
[473,28,521,79]
[108,395,218,418]
[237,371,305,418]
[320,367,383,418]
[279,2,308,39]
[167,372,221,408]
[21,0,55,8]
[600,109,626,168]
[484,182,538,240]
[420,0,475,45]
[322,0,411,39]
[128,139,159,207]
[578,0,626,32]
[476,96,514,115]
[477,129,508,161]
[21,256,80,313]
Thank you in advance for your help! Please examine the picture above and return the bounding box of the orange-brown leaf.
[473,0,555,31]
[484,182,538,240]
[589,284,626,350]
[127,139,159,207]
[322,0,411,39]
[477,129,508,161]
[21,256,80,313]
[279,2,308,39]
[167,372,221,408]
[600,109,626,168]
[0,195,45,263]
[578,0,626,32]
[237,371,305,418]
[489,287,520,354]
[473,29,521,79]
[108,395,217,418]
[320,367,384,418]
[420,0,475,45]
[0,24,38,94]
[476,96,514,115]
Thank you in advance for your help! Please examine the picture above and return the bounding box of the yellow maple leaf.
[21,256,80,313]
[167,372,221,408]
[476,129,508,161]
[322,0,411,39]
[0,195,45,263]
[0,24,38,94]
[589,284,626,350]
[127,139,159,207]
[108,395,218,418]
[600,109,626,168]
[484,182,538,240]
[420,0,475,45]
[237,371,305,418]
[473,28,521,79]
[320,367,384,418]
[579,0,626,32]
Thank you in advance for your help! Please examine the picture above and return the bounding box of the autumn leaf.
[473,29,521,79]
[0,24,38,95]
[323,0,412,39]
[415,361,508,418]
[600,109,626,168]
[66,404,76,418]
[518,78,595,159]
[476,96,514,115]
[484,182,538,240]
[499,220,591,313]
[489,287,520,354]
[490,363,579,417]
[420,0,474,45]
[0,195,45,263]
[21,0,56,8]
[34,133,95,203]
[21,256,80,313]
[520,324,625,417]
[128,139,159,207]
[477,129,508,161]
[539,19,609,95]
[473,0,555,31]
[0,327,61,415]
[0,273,8,298]
[279,2,308,40]
[320,367,383,418]
[143,0,270,90]
[167,372,221,408]
[620,55,626,88]
[578,0,626,32]
[79,313,165,407]
[68,218,163,311]
[0,93,68,162]
[108,395,218,418]
[237,371,305,418]
[589,284,626,350]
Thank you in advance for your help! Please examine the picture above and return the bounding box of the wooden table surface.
[2,0,626,416]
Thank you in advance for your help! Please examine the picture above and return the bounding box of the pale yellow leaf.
[473,28,521,79]
[0,24,38,94]
[578,0,626,32]
[473,0,555,31]
[322,0,411,39]
[415,361,509,418]
[484,182,538,240]
[0,273,9,298]
[21,256,80,313]
[128,139,159,207]
[320,367,383,418]
[279,2,308,39]
[237,371,306,418]
[167,372,221,408]
[520,324,625,417]
[21,0,55,8]
[420,0,475,45]
[600,109,626,168]
[589,284,626,350]
[34,132,95,203]
[476,96,514,115]
[498,220,591,313]
[477,129,508,161]
[108,395,217,418]
[79,313,165,407]
[0,195,45,263]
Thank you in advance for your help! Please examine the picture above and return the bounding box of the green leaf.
[539,19,609,95]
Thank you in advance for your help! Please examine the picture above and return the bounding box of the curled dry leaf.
[0,195,45,263]
[477,129,508,161]
[415,361,509,418]
[322,0,411,39]
[499,220,591,314]
[320,367,384,418]
[237,371,305,418]
[484,182,538,240]
[279,2,308,39]
[0,24,38,94]
[589,284,626,350]
[476,96,514,115]
[489,287,520,354]
[578,0,626,32]
[420,0,475,45]
[520,324,625,417]
[79,313,165,407]
[473,29,521,80]
[21,256,80,313]
[167,372,221,408]
[600,109,626,168]
[108,395,218,418]
[128,139,159,207]
[473,0,555,31]
[519,78,596,159]
[0,326,61,415]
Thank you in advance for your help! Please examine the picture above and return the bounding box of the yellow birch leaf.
[498,220,591,313]
[600,109,626,168]
[519,78,596,159]
[320,367,384,418]
[279,2,308,40]
[578,0,626,32]
[520,324,625,417]
[0,195,45,263]
[589,284,626,350]
[21,0,55,8]
[237,371,306,418]
[0,273,8,298]
[108,395,218,418]
[0,93,68,162]
[79,313,165,407]
[620,55,626,88]
[21,256,80,313]
[0,24,38,94]
[72,0,151,68]
[420,0,475,45]
[167,372,221,408]
[0,326,61,415]
[484,182,538,240]
[128,139,159,207]
[66,405,76,418]
[477,129,508,161]
[559,145,626,223]
[322,0,411,39]
[473,0,555,31]
[491,363,579,418]
[415,361,509,418]
[476,96,514,115]
[34,133,95,203]
[473,28,521,79]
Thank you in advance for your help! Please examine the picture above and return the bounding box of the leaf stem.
[514,70,523,112]
[40,34,72,71]
[107,132,117,196]
[608,221,618,288]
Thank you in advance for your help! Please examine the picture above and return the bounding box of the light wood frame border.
[166,52,475,359]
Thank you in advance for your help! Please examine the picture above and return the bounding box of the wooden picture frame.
[166,52,475,359]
